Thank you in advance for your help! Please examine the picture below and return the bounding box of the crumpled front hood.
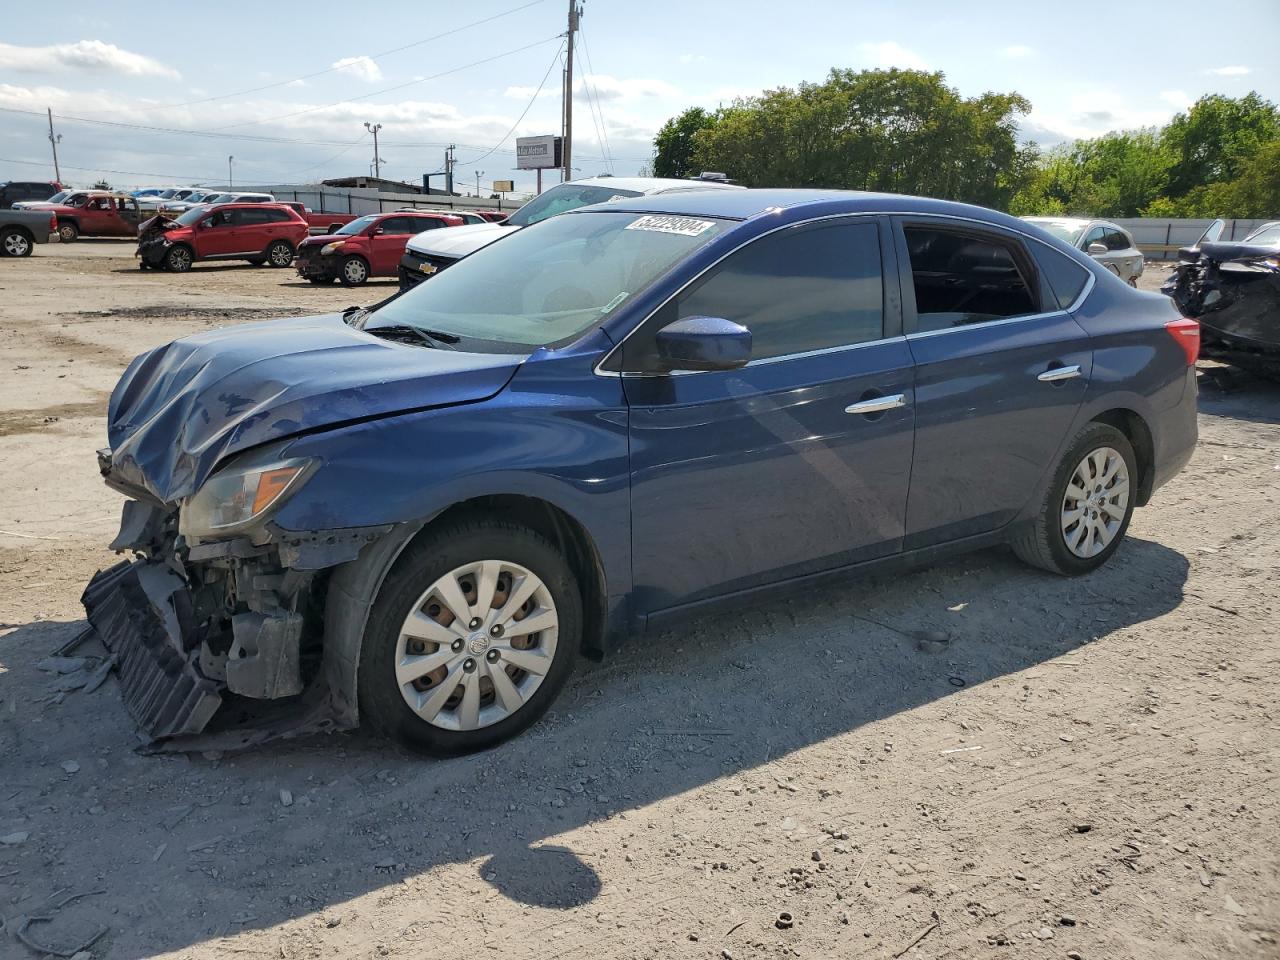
[106,313,523,504]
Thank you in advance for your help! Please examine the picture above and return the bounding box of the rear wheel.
[358,519,581,755]
[164,244,193,272]
[266,240,294,268]
[57,222,79,243]
[1127,276,1138,288]
[1,229,33,257]
[340,255,369,286]
[1011,422,1136,575]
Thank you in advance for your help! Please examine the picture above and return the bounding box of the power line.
[0,155,222,182]
[213,35,563,131]
[576,25,614,173]
[458,40,566,165]
[156,0,549,110]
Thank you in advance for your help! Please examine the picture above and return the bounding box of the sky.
[0,0,1276,196]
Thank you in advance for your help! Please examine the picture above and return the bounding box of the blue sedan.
[85,189,1199,755]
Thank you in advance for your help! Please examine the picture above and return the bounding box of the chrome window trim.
[594,209,1098,378]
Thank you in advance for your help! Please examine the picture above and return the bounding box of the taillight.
[1165,317,1200,366]
[49,214,57,232]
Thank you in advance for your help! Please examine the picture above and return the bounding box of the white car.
[1022,217,1144,286]
[398,176,743,290]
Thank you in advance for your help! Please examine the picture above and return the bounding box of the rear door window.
[902,226,1039,332]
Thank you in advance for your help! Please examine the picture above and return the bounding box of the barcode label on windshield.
[625,215,715,237]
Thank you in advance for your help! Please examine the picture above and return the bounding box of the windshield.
[44,190,71,203]
[505,183,644,227]
[367,210,726,351]
[1198,219,1226,245]
[1027,219,1086,244]
[336,214,380,236]
[204,194,233,204]
[173,206,210,226]
[1245,222,1280,245]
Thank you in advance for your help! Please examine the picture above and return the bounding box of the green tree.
[652,107,716,179]
[1164,93,1280,198]
[669,68,1035,207]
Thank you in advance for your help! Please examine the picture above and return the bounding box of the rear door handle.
[845,393,907,415]
[1037,364,1082,382]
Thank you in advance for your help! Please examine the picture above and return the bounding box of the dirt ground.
[0,242,1277,960]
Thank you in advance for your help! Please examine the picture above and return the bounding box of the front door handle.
[845,393,907,415]
[1037,364,1082,382]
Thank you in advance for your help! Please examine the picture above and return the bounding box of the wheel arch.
[1090,408,1155,506]
[319,493,612,732]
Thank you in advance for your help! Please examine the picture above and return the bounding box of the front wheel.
[1,229,33,257]
[57,222,79,243]
[1011,422,1137,575]
[164,245,193,272]
[266,240,294,268]
[339,255,369,286]
[358,519,581,755]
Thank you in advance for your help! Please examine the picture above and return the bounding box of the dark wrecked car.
[1163,219,1280,379]
[85,189,1199,756]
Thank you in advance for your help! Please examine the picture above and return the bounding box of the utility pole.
[364,122,383,179]
[563,0,581,182]
[46,108,62,183]
[228,155,234,188]
[444,145,456,195]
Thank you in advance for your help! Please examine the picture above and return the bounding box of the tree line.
[652,70,1279,219]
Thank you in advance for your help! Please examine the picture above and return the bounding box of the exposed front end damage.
[83,494,395,751]
[1164,239,1280,380]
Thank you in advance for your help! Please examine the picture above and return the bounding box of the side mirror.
[373,227,386,235]
[653,316,751,372]
[1087,242,1107,256]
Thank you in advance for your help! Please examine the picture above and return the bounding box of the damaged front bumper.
[82,495,394,751]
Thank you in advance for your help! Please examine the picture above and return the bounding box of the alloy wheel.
[3,233,30,256]
[269,242,292,266]
[394,560,559,731]
[1061,446,1129,558]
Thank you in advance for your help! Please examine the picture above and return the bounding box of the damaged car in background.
[1164,219,1280,379]
[84,190,1199,756]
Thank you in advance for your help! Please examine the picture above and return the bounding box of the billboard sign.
[516,135,562,170]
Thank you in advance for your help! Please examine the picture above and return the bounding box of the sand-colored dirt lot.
[1,242,1277,959]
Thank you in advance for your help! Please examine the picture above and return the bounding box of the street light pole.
[46,108,62,183]
[228,155,234,188]
[365,122,383,179]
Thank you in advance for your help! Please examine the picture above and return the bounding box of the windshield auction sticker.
[625,215,716,237]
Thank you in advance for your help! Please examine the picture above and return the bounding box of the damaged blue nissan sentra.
[84,189,1199,755]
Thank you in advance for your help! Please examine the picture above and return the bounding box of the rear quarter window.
[1032,243,1092,311]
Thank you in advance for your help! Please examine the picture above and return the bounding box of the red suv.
[136,203,308,272]
[294,211,463,285]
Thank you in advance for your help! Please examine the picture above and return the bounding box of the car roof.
[568,175,743,195]
[211,202,295,210]
[576,188,1041,229]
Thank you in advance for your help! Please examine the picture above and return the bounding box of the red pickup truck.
[278,201,359,235]
[49,194,145,241]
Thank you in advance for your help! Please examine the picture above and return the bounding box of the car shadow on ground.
[0,538,1188,958]
[1196,365,1280,425]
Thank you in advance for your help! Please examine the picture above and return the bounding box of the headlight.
[320,241,346,255]
[179,447,316,538]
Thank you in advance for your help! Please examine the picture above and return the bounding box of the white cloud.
[1159,89,1192,110]
[1206,65,1249,76]
[1025,90,1181,143]
[0,40,179,79]
[331,55,382,82]
[505,74,680,103]
[1002,45,1034,58]
[678,53,707,64]
[857,41,930,71]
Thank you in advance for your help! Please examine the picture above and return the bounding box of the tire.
[164,244,193,272]
[1127,276,1138,288]
[1011,422,1137,575]
[339,254,369,286]
[358,518,581,755]
[265,240,294,268]
[57,222,79,243]
[1,228,33,257]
